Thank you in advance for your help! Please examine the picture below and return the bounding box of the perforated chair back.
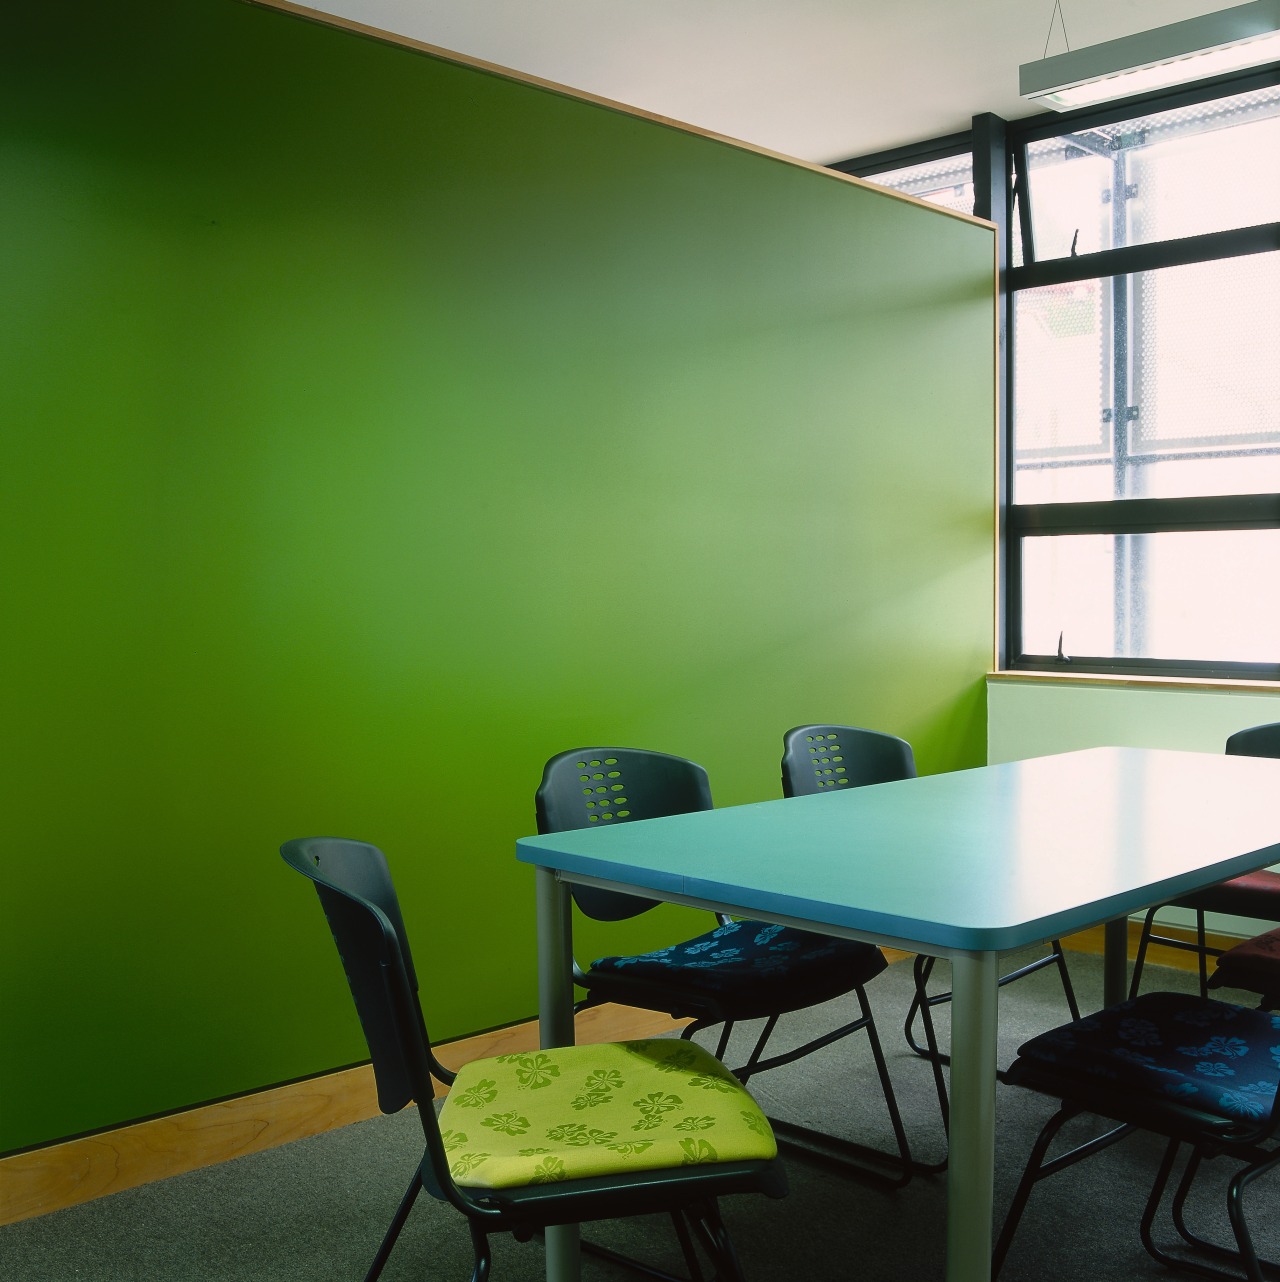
[535,747,713,921]
[1227,721,1280,759]
[781,724,917,797]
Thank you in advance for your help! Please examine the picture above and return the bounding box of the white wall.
[988,676,1280,937]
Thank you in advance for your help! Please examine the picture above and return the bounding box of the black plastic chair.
[780,725,1081,1091]
[995,991,1280,1281]
[536,746,915,1184]
[281,836,787,1282]
[1130,722,1280,1000]
[1210,926,1280,1009]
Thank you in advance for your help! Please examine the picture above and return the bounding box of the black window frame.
[835,63,1280,681]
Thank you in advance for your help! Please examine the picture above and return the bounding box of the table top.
[517,747,1280,952]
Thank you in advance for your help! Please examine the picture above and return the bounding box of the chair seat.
[1010,992,1280,1124]
[1209,927,1280,1008]
[439,1038,776,1189]
[1173,869,1280,919]
[587,920,888,1021]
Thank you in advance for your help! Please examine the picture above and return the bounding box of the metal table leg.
[536,867,580,1282]
[946,950,999,1282]
[1103,917,1129,1008]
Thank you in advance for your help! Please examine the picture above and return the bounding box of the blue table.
[517,747,1280,1282]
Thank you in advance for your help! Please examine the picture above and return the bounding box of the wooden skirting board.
[0,1003,686,1229]
[0,926,1242,1227]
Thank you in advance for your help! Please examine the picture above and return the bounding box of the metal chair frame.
[995,1003,1280,1282]
[538,744,919,1186]
[281,836,786,1282]
[904,942,1081,1068]
[1129,722,1280,1002]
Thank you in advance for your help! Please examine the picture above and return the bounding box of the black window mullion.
[1012,141,1035,265]
[1009,652,1280,681]
[1009,222,1280,290]
[1012,494,1280,537]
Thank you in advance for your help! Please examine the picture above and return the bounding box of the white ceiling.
[299,0,1239,163]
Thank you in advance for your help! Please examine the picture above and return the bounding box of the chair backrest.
[280,839,444,1113]
[780,724,917,797]
[1226,721,1280,759]
[280,837,460,1201]
[535,747,713,921]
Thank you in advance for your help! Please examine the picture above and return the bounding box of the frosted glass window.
[1022,531,1280,664]
[868,155,974,217]
[1023,86,1280,261]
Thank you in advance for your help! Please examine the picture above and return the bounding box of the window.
[1008,81,1280,677]
[832,75,1280,679]
[865,153,976,217]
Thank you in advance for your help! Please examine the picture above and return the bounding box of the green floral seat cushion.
[438,1038,776,1189]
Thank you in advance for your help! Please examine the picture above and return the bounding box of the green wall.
[1,0,995,1154]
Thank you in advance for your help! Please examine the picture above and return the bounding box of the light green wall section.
[1,0,994,1153]
[987,678,1280,763]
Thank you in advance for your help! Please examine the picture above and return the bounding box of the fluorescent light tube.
[1020,0,1280,111]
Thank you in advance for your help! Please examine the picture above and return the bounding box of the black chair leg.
[1226,1147,1280,1282]
[860,988,915,1178]
[1196,909,1211,998]
[1128,1136,1280,1282]
[733,1014,780,1080]
[1172,1146,1217,1257]
[671,1208,707,1282]
[904,954,950,1061]
[757,989,919,1187]
[1130,907,1159,999]
[1130,906,1226,1002]
[913,961,950,1150]
[1227,1165,1264,1282]
[994,1104,1077,1280]
[364,1166,423,1282]
[685,1199,746,1282]
[1139,1138,1195,1275]
[1050,938,1081,1020]
[680,1018,736,1064]
[995,1106,1134,1280]
[469,1222,492,1282]
[908,946,1079,1061]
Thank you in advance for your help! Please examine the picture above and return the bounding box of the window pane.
[1021,531,1280,663]
[1022,141,1114,261]
[1013,251,1280,503]
[1012,278,1112,503]
[1024,85,1280,262]
[1129,251,1280,497]
[866,154,974,218]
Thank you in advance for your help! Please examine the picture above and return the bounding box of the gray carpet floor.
[3,952,1276,1282]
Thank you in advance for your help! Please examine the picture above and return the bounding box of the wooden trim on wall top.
[239,0,995,231]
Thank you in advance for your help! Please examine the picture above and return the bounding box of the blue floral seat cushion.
[588,920,887,1019]
[1012,991,1280,1123]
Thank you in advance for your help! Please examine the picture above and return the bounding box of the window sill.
[988,670,1280,695]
